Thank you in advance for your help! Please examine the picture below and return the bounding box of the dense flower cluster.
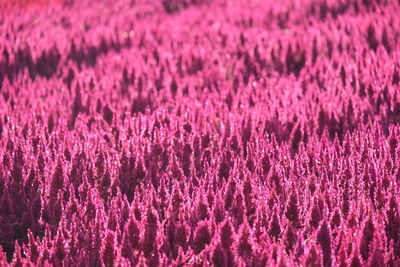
[0,0,400,265]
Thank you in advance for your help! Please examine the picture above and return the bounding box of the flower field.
[0,0,400,266]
